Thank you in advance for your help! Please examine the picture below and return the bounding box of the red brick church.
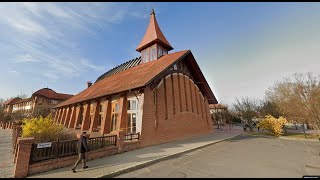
[53,9,218,147]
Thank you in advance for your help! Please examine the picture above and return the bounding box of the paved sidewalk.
[0,129,14,178]
[28,127,243,178]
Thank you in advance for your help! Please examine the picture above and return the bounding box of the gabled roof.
[95,57,141,83]
[3,97,22,105]
[179,51,218,104]
[32,88,73,101]
[4,89,73,106]
[55,50,189,108]
[136,9,173,52]
[209,104,227,109]
[55,50,218,108]
[14,98,31,104]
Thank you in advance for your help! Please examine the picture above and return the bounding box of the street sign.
[37,142,52,149]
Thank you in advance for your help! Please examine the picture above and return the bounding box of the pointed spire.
[136,9,173,52]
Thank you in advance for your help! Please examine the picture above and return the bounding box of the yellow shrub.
[22,114,71,143]
[258,115,288,137]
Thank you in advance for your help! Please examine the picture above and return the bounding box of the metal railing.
[124,132,140,141]
[30,135,117,164]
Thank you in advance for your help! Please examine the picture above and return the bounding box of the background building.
[209,104,228,127]
[3,88,73,118]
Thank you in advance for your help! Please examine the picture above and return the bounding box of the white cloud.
[0,2,152,81]
[43,72,59,80]
[80,59,106,71]
[15,54,40,63]
[8,68,19,74]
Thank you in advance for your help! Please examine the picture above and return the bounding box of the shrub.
[258,115,288,137]
[22,114,75,143]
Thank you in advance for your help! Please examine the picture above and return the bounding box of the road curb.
[96,133,243,178]
[305,165,320,169]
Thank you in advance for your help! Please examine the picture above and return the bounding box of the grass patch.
[246,131,273,137]
[246,131,320,140]
[283,132,320,140]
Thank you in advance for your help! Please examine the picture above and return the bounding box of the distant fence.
[29,135,117,164]
[0,122,14,129]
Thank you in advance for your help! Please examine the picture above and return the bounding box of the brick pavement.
[0,129,14,178]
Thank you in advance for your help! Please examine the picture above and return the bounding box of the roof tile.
[136,10,173,52]
[209,104,226,109]
[33,88,73,100]
[55,50,189,108]
[95,57,141,83]
[3,97,22,105]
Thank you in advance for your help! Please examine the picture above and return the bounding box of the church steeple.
[136,9,173,63]
[151,8,155,15]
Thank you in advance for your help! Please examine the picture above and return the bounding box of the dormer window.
[142,50,149,63]
[150,46,156,61]
[141,45,159,63]
[157,45,168,59]
[158,47,162,58]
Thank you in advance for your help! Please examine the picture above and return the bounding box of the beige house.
[4,88,73,118]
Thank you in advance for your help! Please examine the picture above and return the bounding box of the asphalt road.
[116,134,320,178]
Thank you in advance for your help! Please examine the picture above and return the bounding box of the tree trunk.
[249,123,253,132]
[302,122,307,139]
[316,125,320,141]
[283,125,287,135]
[294,123,298,130]
[306,122,313,129]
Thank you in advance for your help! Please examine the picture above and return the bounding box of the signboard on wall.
[37,142,52,149]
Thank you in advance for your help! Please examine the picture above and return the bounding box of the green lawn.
[283,132,320,140]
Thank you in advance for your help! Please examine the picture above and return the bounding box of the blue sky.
[1,2,320,106]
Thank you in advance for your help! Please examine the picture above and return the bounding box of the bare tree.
[259,99,282,118]
[293,73,320,134]
[233,97,259,131]
[17,93,29,99]
[0,98,5,121]
[266,72,320,138]
[33,107,51,118]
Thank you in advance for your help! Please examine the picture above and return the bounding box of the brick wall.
[14,137,34,178]
[28,146,118,176]
[140,73,213,147]
[121,141,140,153]
[1,122,14,129]
[13,131,134,177]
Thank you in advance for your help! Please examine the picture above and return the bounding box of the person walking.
[71,131,89,173]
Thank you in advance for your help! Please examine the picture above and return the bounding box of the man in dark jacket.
[71,131,89,173]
